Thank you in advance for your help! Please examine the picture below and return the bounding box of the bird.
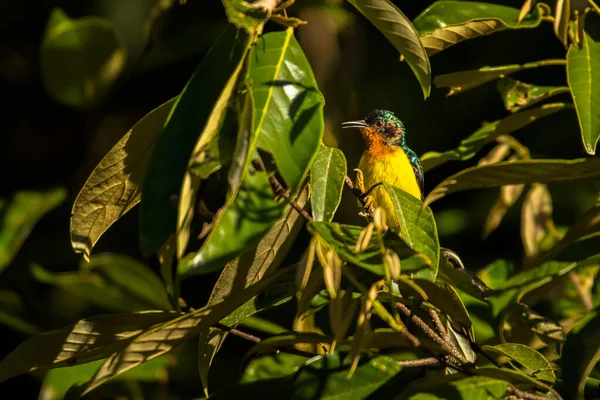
[342,109,424,231]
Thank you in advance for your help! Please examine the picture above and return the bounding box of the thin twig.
[268,175,313,221]
[568,271,594,311]
[215,322,261,343]
[397,357,440,367]
[396,302,469,365]
[427,309,450,344]
[507,384,550,400]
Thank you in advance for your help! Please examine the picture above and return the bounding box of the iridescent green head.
[342,109,406,146]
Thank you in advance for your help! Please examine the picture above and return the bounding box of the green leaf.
[82,266,290,394]
[241,353,307,383]
[507,303,565,343]
[497,78,570,113]
[384,183,440,281]
[41,8,126,109]
[213,353,402,399]
[438,248,492,301]
[70,98,177,260]
[562,308,600,399]
[307,222,430,277]
[424,157,600,207]
[474,367,552,392]
[222,0,268,36]
[347,0,431,99]
[310,147,347,222]
[0,188,66,272]
[420,103,569,172]
[249,28,325,193]
[567,33,600,155]
[434,59,566,96]
[139,26,250,256]
[0,311,177,383]
[482,343,556,384]
[413,1,545,56]
[404,376,508,399]
[521,184,553,259]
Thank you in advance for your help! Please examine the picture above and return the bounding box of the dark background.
[1,0,599,398]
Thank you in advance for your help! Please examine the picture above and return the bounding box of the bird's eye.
[375,120,384,128]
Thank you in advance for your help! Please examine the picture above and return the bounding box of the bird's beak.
[341,120,368,130]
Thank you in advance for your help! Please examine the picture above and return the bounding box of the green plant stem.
[343,267,419,346]
[589,0,600,15]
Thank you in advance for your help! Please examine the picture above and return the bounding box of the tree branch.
[268,175,313,221]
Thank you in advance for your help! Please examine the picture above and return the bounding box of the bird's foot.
[358,195,375,218]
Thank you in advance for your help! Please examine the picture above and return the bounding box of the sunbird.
[342,109,424,231]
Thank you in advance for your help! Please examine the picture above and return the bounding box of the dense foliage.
[2,0,600,398]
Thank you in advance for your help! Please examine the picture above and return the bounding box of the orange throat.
[361,127,395,161]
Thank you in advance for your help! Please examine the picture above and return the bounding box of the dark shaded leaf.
[415,280,472,331]
[348,0,431,98]
[310,147,346,222]
[241,353,307,383]
[438,249,492,301]
[508,303,565,343]
[521,184,553,258]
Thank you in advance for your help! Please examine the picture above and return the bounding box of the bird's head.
[342,109,406,146]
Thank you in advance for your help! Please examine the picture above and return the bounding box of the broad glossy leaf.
[213,353,402,399]
[0,188,66,272]
[82,266,289,394]
[497,78,570,113]
[420,103,568,172]
[434,59,566,95]
[424,157,600,207]
[567,33,600,155]
[241,353,307,383]
[404,376,508,399]
[384,183,439,281]
[139,26,250,256]
[413,1,544,56]
[348,0,431,98]
[307,222,430,276]
[0,311,177,383]
[41,8,126,109]
[561,309,600,398]
[482,343,555,384]
[310,147,346,222]
[521,184,553,258]
[249,28,324,193]
[71,98,176,260]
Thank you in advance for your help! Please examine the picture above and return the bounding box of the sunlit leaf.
[384,183,439,281]
[434,59,567,96]
[424,157,600,207]
[413,1,545,56]
[70,98,176,260]
[521,184,553,258]
[0,188,66,273]
[420,103,568,172]
[249,28,325,193]
[497,78,570,113]
[0,311,177,383]
[348,0,431,99]
[213,352,403,399]
[482,343,556,384]
[82,266,289,394]
[310,147,346,222]
[307,222,429,277]
[41,8,126,109]
[567,33,600,155]
[554,0,570,46]
[518,0,537,22]
[139,26,250,256]
[561,308,600,398]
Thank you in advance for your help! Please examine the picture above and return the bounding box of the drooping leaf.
[0,188,66,273]
[483,182,525,239]
[0,311,177,383]
[507,303,565,343]
[403,375,508,399]
[310,146,346,222]
[497,78,570,113]
[71,98,177,260]
[413,1,545,56]
[561,308,600,399]
[347,0,431,99]
[82,266,290,394]
[307,222,430,277]
[521,184,553,258]
[420,103,568,172]
[213,353,403,399]
[41,8,127,109]
[424,157,600,207]
[567,33,600,155]
[482,343,556,384]
[139,26,250,256]
[384,183,440,281]
[434,59,567,96]
[249,28,325,193]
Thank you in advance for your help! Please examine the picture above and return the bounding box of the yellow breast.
[358,147,421,232]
